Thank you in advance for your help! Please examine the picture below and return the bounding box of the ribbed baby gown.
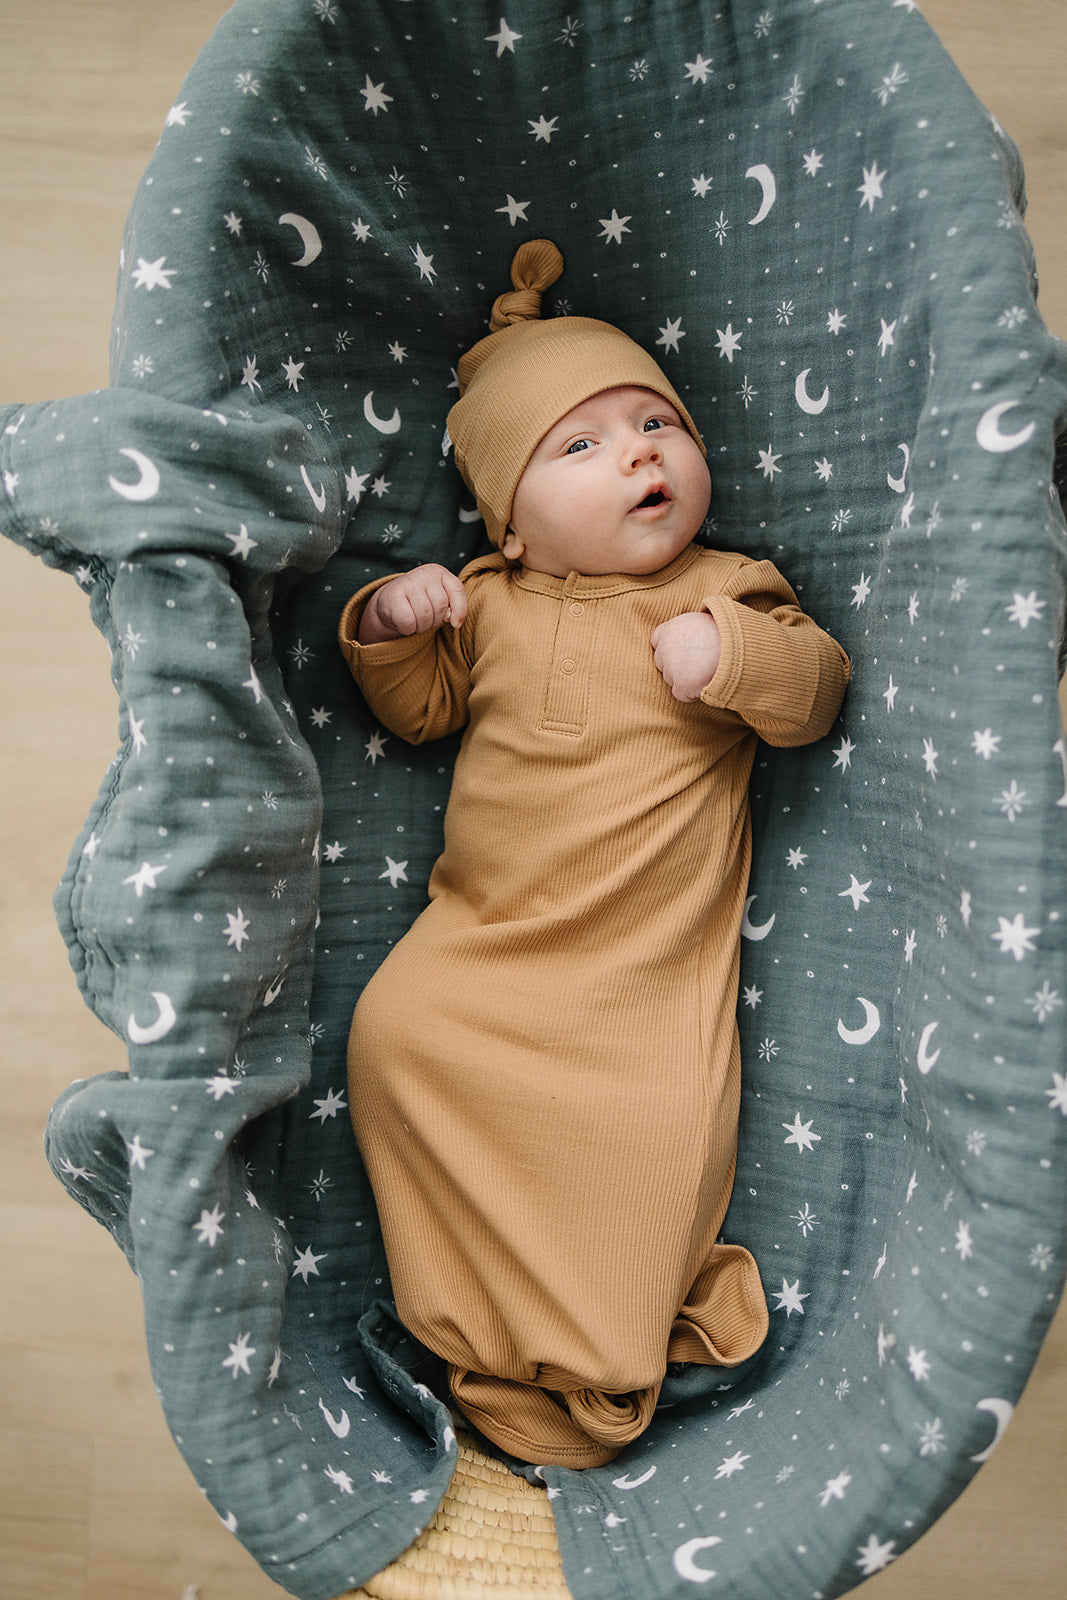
[339,543,850,1466]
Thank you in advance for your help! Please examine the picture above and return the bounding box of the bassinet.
[2,3,1065,1597]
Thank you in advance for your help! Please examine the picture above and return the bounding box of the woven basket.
[344,1433,571,1599]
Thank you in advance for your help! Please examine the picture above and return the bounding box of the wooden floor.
[1,3,1064,1596]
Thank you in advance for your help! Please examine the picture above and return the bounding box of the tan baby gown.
[339,542,850,1466]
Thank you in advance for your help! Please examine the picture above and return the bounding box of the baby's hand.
[651,611,722,702]
[358,564,468,644]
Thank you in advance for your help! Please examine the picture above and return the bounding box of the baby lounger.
[2,1,1065,1596]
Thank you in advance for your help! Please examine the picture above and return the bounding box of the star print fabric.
[2,1,1066,1597]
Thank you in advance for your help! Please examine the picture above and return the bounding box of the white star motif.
[955,1221,974,1259]
[691,173,714,197]
[351,218,372,242]
[310,707,332,729]
[311,1087,348,1122]
[783,1114,822,1153]
[410,1488,431,1504]
[851,572,872,607]
[815,456,834,481]
[128,712,148,753]
[292,1245,326,1282]
[372,1469,393,1484]
[820,1471,853,1507]
[922,737,939,777]
[826,307,847,334]
[833,734,855,771]
[486,19,522,55]
[496,194,531,227]
[684,53,714,85]
[899,492,915,529]
[991,912,1039,961]
[223,211,242,234]
[360,75,393,115]
[380,855,409,887]
[656,317,686,353]
[224,907,251,950]
[346,466,370,504]
[714,1451,750,1478]
[876,1322,894,1362]
[243,664,264,704]
[123,861,167,897]
[906,1346,932,1381]
[908,592,920,622]
[598,209,632,244]
[323,841,347,863]
[3,470,19,497]
[59,1158,91,1183]
[856,1534,897,1576]
[757,445,782,480]
[195,1204,226,1246]
[786,847,807,869]
[960,890,973,927]
[411,241,439,281]
[884,677,899,710]
[972,727,1001,759]
[803,149,825,176]
[1006,590,1046,628]
[325,1465,355,1494]
[715,323,743,362]
[878,317,897,356]
[904,928,917,962]
[365,730,389,763]
[222,1332,257,1378]
[126,1135,155,1170]
[772,1278,810,1316]
[528,115,559,143]
[206,1073,238,1101]
[240,354,262,393]
[166,102,191,127]
[858,162,888,211]
[742,984,763,1008]
[131,256,177,291]
[1045,1071,1067,1114]
[282,356,305,390]
[839,874,872,910]
[226,524,257,560]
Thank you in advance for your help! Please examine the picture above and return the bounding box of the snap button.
[561,658,577,674]
[569,602,585,617]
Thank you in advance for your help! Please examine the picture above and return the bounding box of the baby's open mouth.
[634,488,670,510]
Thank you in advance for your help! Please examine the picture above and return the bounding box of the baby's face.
[507,386,712,579]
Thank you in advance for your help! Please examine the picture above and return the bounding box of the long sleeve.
[338,575,474,744]
[699,558,850,746]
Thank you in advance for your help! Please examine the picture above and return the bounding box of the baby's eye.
[643,417,666,433]
[565,437,593,454]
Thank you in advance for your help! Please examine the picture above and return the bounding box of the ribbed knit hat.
[446,240,706,549]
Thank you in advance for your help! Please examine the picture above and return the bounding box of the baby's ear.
[501,530,525,561]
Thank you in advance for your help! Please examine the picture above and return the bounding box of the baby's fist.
[650,611,722,702]
[359,564,467,644]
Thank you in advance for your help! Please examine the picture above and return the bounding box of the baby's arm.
[358,563,468,644]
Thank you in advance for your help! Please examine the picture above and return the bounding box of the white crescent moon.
[364,391,402,435]
[127,992,177,1045]
[970,1397,1014,1462]
[300,463,327,512]
[612,1464,657,1490]
[318,1398,351,1439]
[837,997,880,1045]
[741,895,776,941]
[673,1536,722,1584]
[458,505,483,523]
[976,401,1036,454]
[795,368,829,415]
[917,1020,941,1075]
[109,448,161,502]
[279,211,323,267]
[887,441,910,492]
[745,163,777,225]
[221,1511,239,1533]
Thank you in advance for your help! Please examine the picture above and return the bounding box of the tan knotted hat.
[446,240,705,549]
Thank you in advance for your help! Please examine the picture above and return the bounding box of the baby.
[339,240,850,1468]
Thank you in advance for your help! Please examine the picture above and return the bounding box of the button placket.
[540,594,598,736]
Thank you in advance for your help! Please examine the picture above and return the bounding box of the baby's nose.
[628,432,662,468]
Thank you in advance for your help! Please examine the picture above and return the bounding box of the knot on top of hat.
[489,239,564,332]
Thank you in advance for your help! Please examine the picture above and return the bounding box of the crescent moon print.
[975,400,1036,453]
[612,1464,657,1490]
[458,505,484,523]
[301,463,327,512]
[795,368,830,415]
[108,447,161,502]
[364,391,402,435]
[745,163,776,225]
[279,211,323,266]
[741,895,776,941]
[127,992,177,1045]
[917,1019,941,1074]
[673,1536,722,1584]
[318,1398,351,1438]
[970,1397,1014,1462]
[887,441,910,492]
[837,997,880,1045]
